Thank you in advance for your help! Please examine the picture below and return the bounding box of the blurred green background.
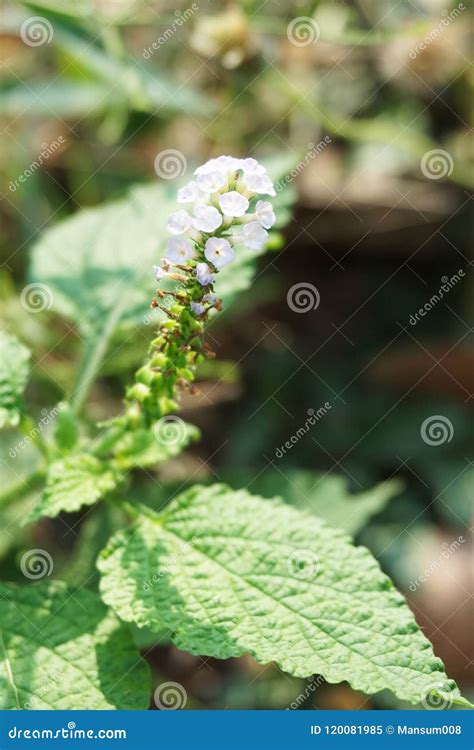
[0,0,472,710]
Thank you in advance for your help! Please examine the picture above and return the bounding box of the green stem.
[19,416,50,460]
[0,470,46,511]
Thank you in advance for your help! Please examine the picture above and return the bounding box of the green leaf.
[0,81,119,119]
[26,454,120,523]
[98,484,470,707]
[0,581,150,709]
[112,422,200,470]
[232,469,403,535]
[0,331,30,429]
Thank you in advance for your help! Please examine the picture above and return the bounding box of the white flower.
[166,237,196,262]
[192,204,222,233]
[255,200,276,229]
[204,237,235,269]
[196,262,214,286]
[177,180,199,203]
[243,221,268,251]
[218,191,249,217]
[195,156,239,176]
[153,265,168,280]
[166,209,193,235]
[191,302,205,316]
[243,172,276,197]
[196,171,226,193]
[239,158,266,176]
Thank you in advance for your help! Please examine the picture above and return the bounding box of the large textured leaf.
[26,454,120,523]
[0,581,150,709]
[0,331,30,429]
[28,155,297,336]
[98,484,469,707]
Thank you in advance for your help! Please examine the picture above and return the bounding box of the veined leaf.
[98,484,470,707]
[0,581,150,709]
[26,454,120,523]
[0,331,30,429]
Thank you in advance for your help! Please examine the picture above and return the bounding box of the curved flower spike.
[121,155,276,429]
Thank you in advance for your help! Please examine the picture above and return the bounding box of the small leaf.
[0,331,30,429]
[53,403,79,453]
[26,454,120,523]
[98,484,470,707]
[0,581,150,709]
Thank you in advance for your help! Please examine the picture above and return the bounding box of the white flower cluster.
[158,155,276,288]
